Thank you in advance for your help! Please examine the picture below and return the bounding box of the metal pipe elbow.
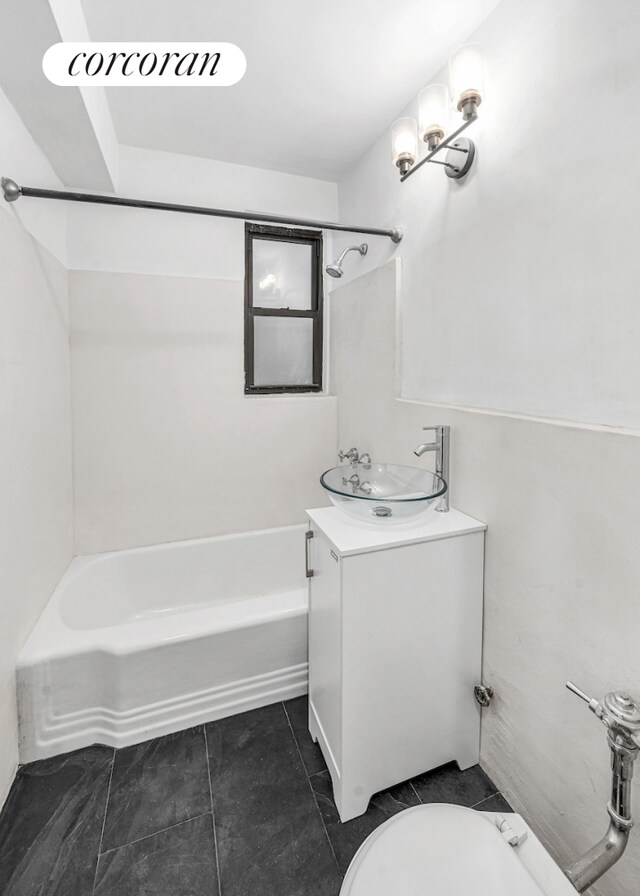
[565,821,631,893]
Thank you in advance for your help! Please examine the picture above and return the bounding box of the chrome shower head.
[325,243,368,279]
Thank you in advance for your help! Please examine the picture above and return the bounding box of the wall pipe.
[1,177,402,243]
[564,682,640,892]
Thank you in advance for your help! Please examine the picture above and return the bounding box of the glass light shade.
[390,117,418,167]
[418,83,449,143]
[449,43,484,108]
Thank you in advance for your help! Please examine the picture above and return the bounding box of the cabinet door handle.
[305,530,314,578]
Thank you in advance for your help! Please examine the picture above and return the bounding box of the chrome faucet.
[338,447,371,466]
[564,681,640,892]
[414,425,450,512]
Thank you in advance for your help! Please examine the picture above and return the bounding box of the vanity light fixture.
[391,43,484,183]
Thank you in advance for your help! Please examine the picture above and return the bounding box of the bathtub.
[17,524,309,762]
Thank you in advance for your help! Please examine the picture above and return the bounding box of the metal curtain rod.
[1,177,402,243]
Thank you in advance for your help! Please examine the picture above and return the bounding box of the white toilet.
[340,803,577,896]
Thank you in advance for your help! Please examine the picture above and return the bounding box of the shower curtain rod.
[1,177,403,243]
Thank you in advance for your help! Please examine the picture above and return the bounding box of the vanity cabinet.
[306,506,486,822]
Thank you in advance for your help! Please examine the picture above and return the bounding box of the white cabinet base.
[307,506,486,823]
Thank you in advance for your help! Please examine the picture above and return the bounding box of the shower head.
[325,243,368,279]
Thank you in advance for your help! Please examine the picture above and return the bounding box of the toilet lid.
[341,804,548,896]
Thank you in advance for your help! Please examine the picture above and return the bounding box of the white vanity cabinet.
[306,506,486,822]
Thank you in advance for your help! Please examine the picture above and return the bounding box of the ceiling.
[79,0,501,181]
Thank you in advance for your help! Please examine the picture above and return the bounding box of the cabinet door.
[308,527,342,770]
[341,532,484,791]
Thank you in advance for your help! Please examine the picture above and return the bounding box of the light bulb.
[418,83,450,149]
[391,118,418,176]
[449,43,484,119]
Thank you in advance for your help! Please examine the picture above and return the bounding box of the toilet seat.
[340,804,575,896]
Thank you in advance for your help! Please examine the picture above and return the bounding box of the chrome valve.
[566,680,640,749]
[338,448,371,466]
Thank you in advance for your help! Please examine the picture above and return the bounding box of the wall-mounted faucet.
[564,681,640,892]
[338,447,371,466]
[414,425,450,512]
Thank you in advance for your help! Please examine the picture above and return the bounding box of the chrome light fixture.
[392,43,484,183]
[418,83,449,150]
[390,118,419,177]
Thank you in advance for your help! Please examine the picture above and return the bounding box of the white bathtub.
[17,524,309,762]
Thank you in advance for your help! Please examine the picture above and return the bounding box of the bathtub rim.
[18,522,308,665]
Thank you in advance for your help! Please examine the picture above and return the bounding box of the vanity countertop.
[306,505,486,557]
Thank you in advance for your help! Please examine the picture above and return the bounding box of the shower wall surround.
[68,145,338,553]
[333,4,640,893]
[70,270,336,553]
[0,90,73,806]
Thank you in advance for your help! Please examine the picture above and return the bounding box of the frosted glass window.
[245,223,323,394]
[252,239,313,309]
[253,317,314,386]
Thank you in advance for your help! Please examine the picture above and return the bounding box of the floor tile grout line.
[203,725,223,896]
[470,790,502,810]
[91,747,116,895]
[282,700,342,877]
[409,782,423,804]
[98,810,213,857]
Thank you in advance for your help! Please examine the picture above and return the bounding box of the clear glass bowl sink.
[320,463,447,523]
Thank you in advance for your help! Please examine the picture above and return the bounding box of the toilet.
[340,804,577,896]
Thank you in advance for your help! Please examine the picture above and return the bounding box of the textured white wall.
[0,211,74,808]
[335,4,640,893]
[67,146,339,553]
[0,86,67,263]
[338,0,640,429]
[70,270,336,554]
[329,252,640,896]
[0,88,73,807]
[66,144,339,280]
[68,147,337,553]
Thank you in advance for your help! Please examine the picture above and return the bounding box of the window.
[244,223,323,394]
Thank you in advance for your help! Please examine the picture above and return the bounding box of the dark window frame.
[244,223,323,394]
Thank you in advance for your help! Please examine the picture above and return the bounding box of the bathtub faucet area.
[414,425,450,512]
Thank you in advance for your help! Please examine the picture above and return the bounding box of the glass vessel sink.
[320,463,447,523]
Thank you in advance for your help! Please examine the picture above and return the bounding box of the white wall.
[67,145,338,553]
[0,86,67,263]
[334,0,640,885]
[338,0,640,430]
[71,269,336,553]
[330,260,640,896]
[0,87,74,806]
[0,211,73,807]
[67,144,339,280]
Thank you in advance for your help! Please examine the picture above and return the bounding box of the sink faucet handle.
[338,447,360,464]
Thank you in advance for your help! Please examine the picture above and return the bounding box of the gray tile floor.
[0,697,510,895]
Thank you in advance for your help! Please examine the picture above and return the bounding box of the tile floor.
[0,697,510,895]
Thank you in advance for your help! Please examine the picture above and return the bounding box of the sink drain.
[372,505,392,518]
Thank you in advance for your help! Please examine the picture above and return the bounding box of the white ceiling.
[79,0,501,181]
